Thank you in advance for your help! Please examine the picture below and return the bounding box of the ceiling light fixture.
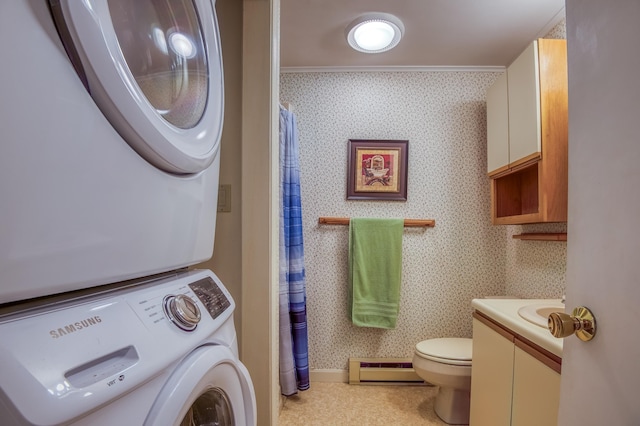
[346,13,405,54]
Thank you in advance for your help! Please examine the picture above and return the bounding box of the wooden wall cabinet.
[487,39,568,225]
[470,312,561,426]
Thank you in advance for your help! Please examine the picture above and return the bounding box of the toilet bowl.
[412,338,472,425]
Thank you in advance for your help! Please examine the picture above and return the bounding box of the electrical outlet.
[217,184,231,212]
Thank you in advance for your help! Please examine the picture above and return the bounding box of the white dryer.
[0,269,256,426]
[0,1,224,303]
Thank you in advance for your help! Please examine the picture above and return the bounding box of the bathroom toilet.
[412,338,473,425]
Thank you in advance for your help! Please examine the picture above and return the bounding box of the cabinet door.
[487,73,510,175]
[511,346,560,426]
[470,318,514,426]
[508,41,542,167]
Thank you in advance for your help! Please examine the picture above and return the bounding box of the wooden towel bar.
[318,217,435,227]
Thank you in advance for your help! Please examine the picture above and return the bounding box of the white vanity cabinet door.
[507,41,542,166]
[471,312,563,426]
[470,317,514,426]
[511,345,560,426]
[487,72,510,174]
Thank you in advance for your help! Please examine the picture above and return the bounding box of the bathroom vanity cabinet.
[486,38,568,225]
[470,311,561,426]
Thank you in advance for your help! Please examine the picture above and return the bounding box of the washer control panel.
[188,276,231,320]
[160,276,231,332]
[128,271,233,333]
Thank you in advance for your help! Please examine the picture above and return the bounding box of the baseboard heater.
[348,357,425,385]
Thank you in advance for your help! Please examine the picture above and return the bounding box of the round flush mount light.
[346,13,405,54]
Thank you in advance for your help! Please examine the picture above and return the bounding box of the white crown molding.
[280,65,505,74]
[536,7,566,39]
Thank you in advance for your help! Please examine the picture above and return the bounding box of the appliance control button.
[163,294,201,331]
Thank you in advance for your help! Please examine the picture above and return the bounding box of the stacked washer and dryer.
[0,1,255,425]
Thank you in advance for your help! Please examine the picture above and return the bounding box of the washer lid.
[415,338,472,364]
[49,0,223,174]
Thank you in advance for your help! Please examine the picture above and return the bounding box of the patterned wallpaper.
[279,20,567,371]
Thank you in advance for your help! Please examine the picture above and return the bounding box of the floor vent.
[348,357,425,385]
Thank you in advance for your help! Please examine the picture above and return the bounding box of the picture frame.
[347,139,408,201]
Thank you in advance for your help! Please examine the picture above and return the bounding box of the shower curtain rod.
[318,217,435,227]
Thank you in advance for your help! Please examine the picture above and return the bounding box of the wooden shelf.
[512,233,567,241]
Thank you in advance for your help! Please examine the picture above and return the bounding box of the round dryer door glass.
[108,0,207,129]
[180,388,233,426]
[48,0,224,174]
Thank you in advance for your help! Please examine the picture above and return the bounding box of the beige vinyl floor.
[278,382,448,425]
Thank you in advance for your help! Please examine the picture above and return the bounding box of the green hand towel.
[349,218,404,329]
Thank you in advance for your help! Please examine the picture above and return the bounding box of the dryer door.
[49,0,223,174]
[144,345,256,426]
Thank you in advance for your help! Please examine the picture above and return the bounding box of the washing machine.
[0,0,224,303]
[0,269,256,425]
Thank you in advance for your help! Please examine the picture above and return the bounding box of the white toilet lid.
[415,338,472,366]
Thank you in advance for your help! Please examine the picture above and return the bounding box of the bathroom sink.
[517,302,565,328]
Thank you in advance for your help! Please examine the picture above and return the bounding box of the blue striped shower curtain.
[279,105,309,395]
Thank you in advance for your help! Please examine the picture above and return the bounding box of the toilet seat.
[415,338,472,366]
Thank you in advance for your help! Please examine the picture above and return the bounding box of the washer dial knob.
[163,294,201,331]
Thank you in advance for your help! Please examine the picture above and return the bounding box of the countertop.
[471,298,563,358]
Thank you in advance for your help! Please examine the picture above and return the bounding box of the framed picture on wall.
[347,139,408,201]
